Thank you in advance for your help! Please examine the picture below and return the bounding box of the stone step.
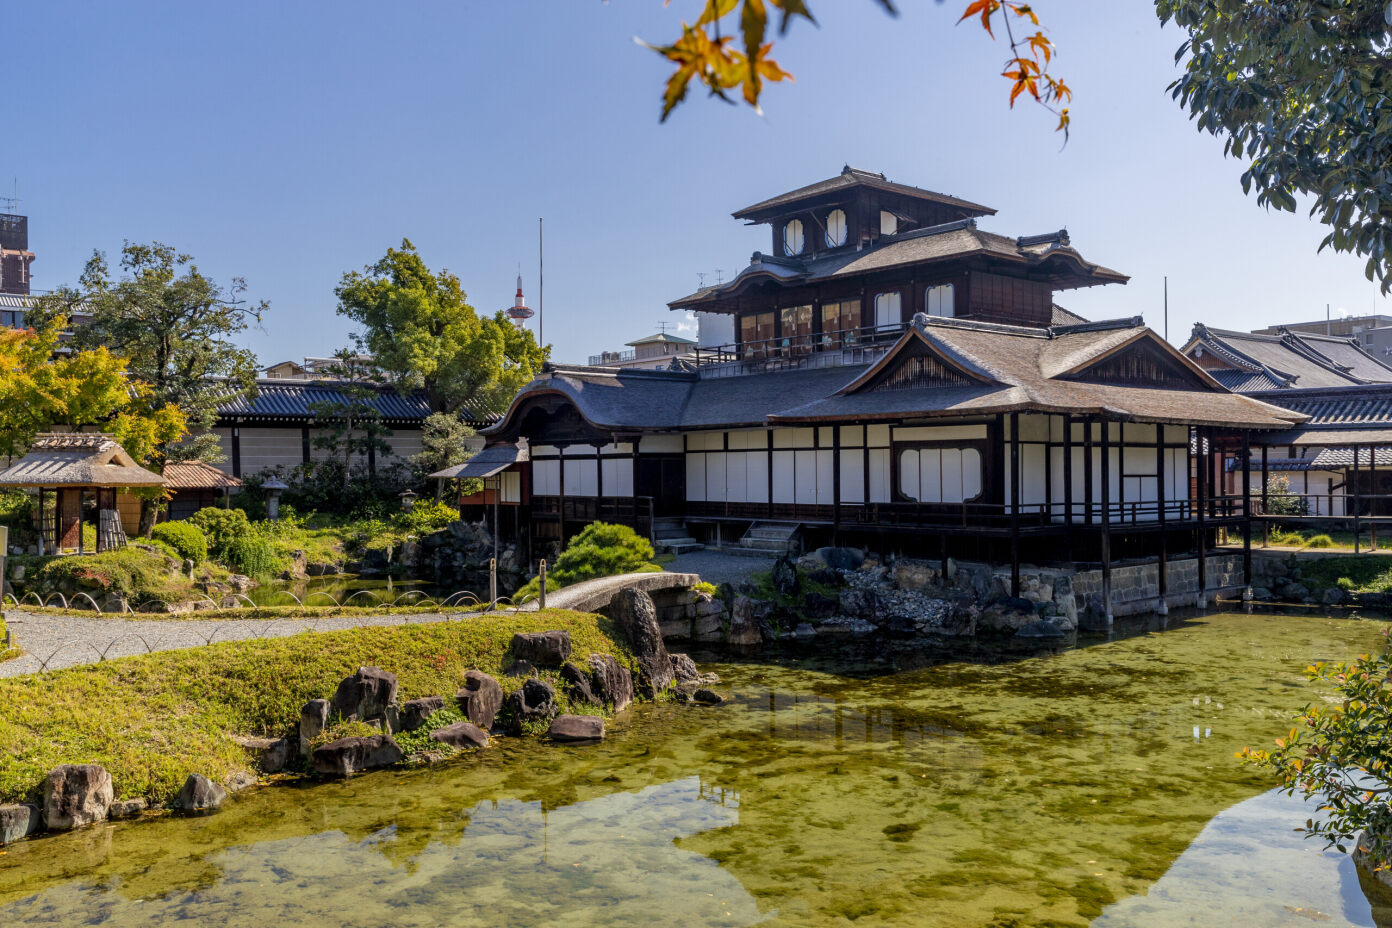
[740,538,792,551]
[661,540,705,555]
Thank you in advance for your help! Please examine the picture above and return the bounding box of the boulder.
[311,734,404,776]
[226,771,257,793]
[43,764,114,831]
[109,798,147,821]
[609,588,674,696]
[503,659,537,678]
[793,622,816,638]
[588,654,634,711]
[226,574,255,593]
[838,588,886,620]
[1251,586,1274,602]
[819,547,866,571]
[235,735,296,773]
[892,558,937,592]
[401,696,446,733]
[511,630,572,668]
[692,688,726,706]
[300,698,330,756]
[278,549,308,581]
[560,661,597,705]
[802,591,838,618]
[331,667,399,729]
[1322,587,1348,606]
[507,677,557,727]
[770,556,800,597]
[1016,618,1069,639]
[728,596,770,646]
[455,670,504,729]
[978,597,1039,634]
[0,803,41,844]
[808,568,844,588]
[549,714,605,742]
[177,774,227,814]
[429,721,490,750]
[669,652,700,683]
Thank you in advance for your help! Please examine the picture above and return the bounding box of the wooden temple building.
[465,168,1306,614]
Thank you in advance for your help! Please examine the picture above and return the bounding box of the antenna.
[0,178,18,214]
[714,268,724,285]
[1163,275,1168,343]
[697,271,707,288]
[657,321,672,335]
[538,218,544,346]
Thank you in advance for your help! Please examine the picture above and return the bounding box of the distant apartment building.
[587,331,698,370]
[0,213,34,296]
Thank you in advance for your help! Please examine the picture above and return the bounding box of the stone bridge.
[529,571,702,614]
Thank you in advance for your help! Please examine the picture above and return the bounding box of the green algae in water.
[0,612,1387,927]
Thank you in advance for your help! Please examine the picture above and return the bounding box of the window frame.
[891,439,988,506]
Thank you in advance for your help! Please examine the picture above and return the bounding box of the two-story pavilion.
[475,169,1303,615]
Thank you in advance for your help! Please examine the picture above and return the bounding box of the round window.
[826,209,847,247]
[783,219,805,255]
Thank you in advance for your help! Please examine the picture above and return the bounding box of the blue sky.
[7,1,1386,367]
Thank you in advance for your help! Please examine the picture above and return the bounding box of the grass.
[0,614,16,663]
[26,546,223,606]
[4,602,490,621]
[1297,556,1392,593]
[0,608,632,807]
[1263,526,1392,551]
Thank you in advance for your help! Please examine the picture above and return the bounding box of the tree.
[1242,634,1392,868]
[412,411,479,501]
[28,242,266,533]
[644,1,1070,134]
[1157,0,1392,290]
[0,322,187,466]
[335,240,547,416]
[307,348,395,493]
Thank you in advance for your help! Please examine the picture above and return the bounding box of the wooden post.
[1242,430,1252,596]
[832,425,841,544]
[1354,444,1362,555]
[1156,424,1168,614]
[557,449,567,548]
[1009,412,1021,598]
[1100,418,1113,627]
[1196,427,1208,609]
[1083,418,1094,527]
[1063,414,1074,562]
[1372,446,1379,549]
[1261,444,1269,547]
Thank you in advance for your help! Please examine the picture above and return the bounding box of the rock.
[1284,583,1311,601]
[770,556,800,597]
[816,615,877,635]
[818,547,867,572]
[43,764,114,831]
[175,773,227,813]
[549,714,605,742]
[796,551,829,572]
[225,771,257,793]
[506,677,557,727]
[8,562,25,583]
[793,622,816,638]
[1322,587,1348,606]
[1251,586,1274,602]
[401,696,446,733]
[692,688,726,705]
[669,652,700,683]
[504,659,537,678]
[978,597,1039,633]
[278,549,308,581]
[838,588,886,620]
[728,595,770,646]
[235,735,296,773]
[808,568,843,588]
[455,670,504,729]
[608,588,674,696]
[588,654,634,711]
[511,630,572,668]
[1016,618,1069,639]
[892,558,937,592]
[560,661,597,704]
[226,574,255,593]
[311,734,404,776]
[802,591,838,618]
[429,721,490,750]
[0,803,41,844]
[108,798,147,821]
[331,666,400,730]
[300,698,330,756]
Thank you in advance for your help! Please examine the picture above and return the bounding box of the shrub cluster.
[150,521,209,565]
[515,521,659,600]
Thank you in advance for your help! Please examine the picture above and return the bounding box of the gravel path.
[0,610,473,678]
[666,549,774,588]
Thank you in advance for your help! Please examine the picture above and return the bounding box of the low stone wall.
[651,588,725,641]
[1065,554,1246,624]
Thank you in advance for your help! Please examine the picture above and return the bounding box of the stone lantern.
[262,477,289,521]
[399,488,418,512]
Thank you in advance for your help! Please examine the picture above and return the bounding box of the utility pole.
[539,218,545,347]
[1163,276,1168,343]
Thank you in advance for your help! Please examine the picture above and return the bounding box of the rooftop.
[732,165,996,221]
[1184,324,1392,391]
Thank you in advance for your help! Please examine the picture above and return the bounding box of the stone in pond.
[669,652,700,683]
[177,774,227,813]
[1016,618,1069,639]
[770,556,800,597]
[109,798,147,821]
[331,666,399,727]
[588,654,634,712]
[692,688,726,706]
[511,630,572,668]
[312,734,404,777]
[549,714,605,742]
[455,670,504,729]
[507,678,557,727]
[0,803,41,844]
[609,587,674,696]
[43,763,114,831]
[428,721,490,750]
[401,696,446,733]
[300,698,330,755]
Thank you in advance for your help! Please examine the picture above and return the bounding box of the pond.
[2,611,1389,927]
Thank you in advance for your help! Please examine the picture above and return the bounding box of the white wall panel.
[817,450,835,505]
[686,454,706,502]
[795,450,817,505]
[772,451,795,503]
[867,425,891,447]
[533,460,559,496]
[841,450,865,503]
[895,425,989,442]
[640,435,684,453]
[869,449,891,502]
[706,451,727,501]
[1021,444,1047,506]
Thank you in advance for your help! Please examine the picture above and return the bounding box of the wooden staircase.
[652,517,703,555]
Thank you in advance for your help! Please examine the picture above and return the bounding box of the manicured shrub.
[400,499,459,536]
[515,521,658,600]
[1306,534,1334,549]
[151,520,209,565]
[189,508,254,561]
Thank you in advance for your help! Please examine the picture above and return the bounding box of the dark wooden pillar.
[301,426,311,464]
[631,442,641,537]
[1372,447,1379,549]
[1196,427,1208,609]
[1354,444,1362,554]
[1063,414,1074,561]
[1099,418,1113,626]
[1261,444,1269,547]
[1241,430,1252,591]
[558,449,567,548]
[1156,425,1168,611]
[1009,412,1021,598]
[1083,418,1094,528]
[832,426,841,543]
[231,426,242,478]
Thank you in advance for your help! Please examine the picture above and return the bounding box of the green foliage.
[1337,577,1357,593]
[309,719,381,752]
[189,508,254,560]
[1269,528,1308,547]
[150,521,209,565]
[1157,0,1392,289]
[693,580,719,597]
[1306,534,1335,549]
[1262,475,1308,518]
[0,488,36,548]
[515,522,659,599]
[31,546,191,602]
[0,609,628,805]
[393,704,466,758]
[0,614,15,663]
[335,240,547,415]
[400,499,460,536]
[1301,556,1392,594]
[1243,630,1392,866]
[224,533,278,577]
[412,411,477,482]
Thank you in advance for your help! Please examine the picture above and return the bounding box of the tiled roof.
[1311,447,1392,468]
[1050,304,1088,326]
[215,380,500,426]
[487,316,1304,438]
[429,442,528,479]
[163,460,242,490]
[732,166,996,220]
[1183,324,1392,392]
[1209,369,1286,393]
[0,433,165,488]
[1256,384,1392,426]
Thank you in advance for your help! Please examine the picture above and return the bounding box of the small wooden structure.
[0,433,165,554]
[157,461,241,521]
